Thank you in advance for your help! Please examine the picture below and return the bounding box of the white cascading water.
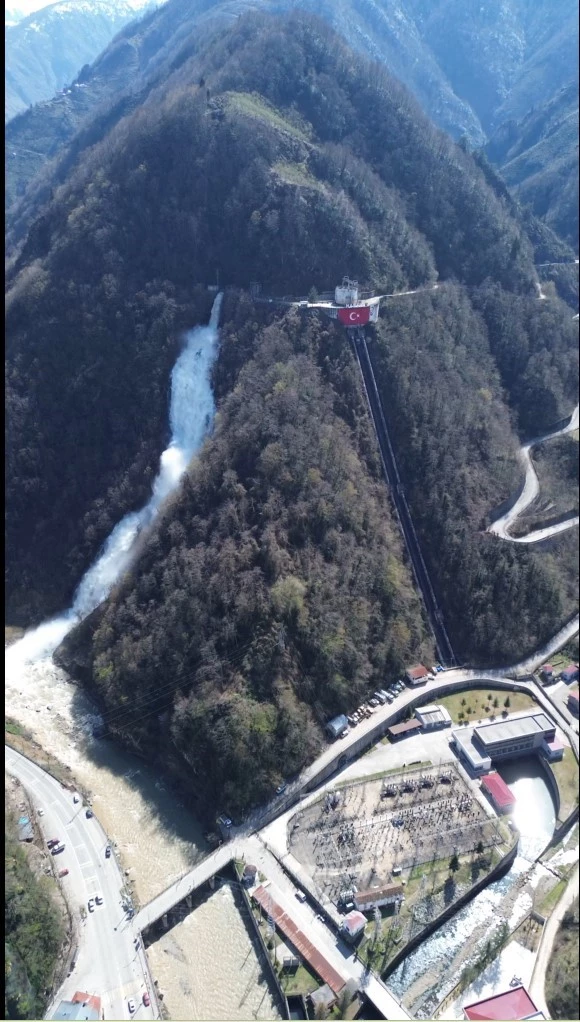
[6,292,223,670]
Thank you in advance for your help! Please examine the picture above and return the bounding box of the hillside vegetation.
[57,306,431,812]
[5,811,64,1019]
[7,11,579,814]
[487,83,579,251]
[369,285,578,664]
[6,11,546,624]
[546,897,579,1022]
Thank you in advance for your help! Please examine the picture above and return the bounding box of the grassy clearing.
[272,160,323,191]
[435,688,536,725]
[538,877,567,916]
[280,961,319,996]
[225,92,312,142]
[548,748,580,822]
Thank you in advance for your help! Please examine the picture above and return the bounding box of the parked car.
[143,993,150,1007]
[37,808,44,816]
[275,782,287,796]
[58,868,69,878]
[369,698,378,707]
[73,795,80,803]
[435,665,444,673]
[51,844,65,855]
[88,899,95,913]
[128,999,136,1014]
[47,838,60,848]
[105,846,112,858]
[386,694,394,703]
[295,891,307,902]
[85,808,94,819]
[95,894,103,906]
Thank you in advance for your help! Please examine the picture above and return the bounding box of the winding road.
[488,405,579,543]
[5,748,157,1021]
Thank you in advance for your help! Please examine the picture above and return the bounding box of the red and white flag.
[337,306,370,326]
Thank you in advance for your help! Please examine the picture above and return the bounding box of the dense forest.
[369,285,578,663]
[5,815,64,1019]
[6,11,550,625]
[58,306,431,811]
[6,11,579,811]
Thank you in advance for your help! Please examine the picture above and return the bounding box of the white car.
[128,998,136,1014]
[37,808,44,816]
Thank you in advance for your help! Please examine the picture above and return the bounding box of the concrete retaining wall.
[239,880,290,1020]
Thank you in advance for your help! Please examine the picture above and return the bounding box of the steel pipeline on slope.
[352,328,455,665]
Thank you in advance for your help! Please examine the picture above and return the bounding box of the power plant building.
[451,712,561,775]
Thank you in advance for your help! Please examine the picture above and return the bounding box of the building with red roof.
[567,689,579,717]
[463,986,542,1020]
[405,664,430,685]
[481,772,516,813]
[340,910,367,942]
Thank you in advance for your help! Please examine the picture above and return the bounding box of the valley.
[5,2,578,1019]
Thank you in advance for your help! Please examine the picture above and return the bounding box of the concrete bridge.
[135,834,411,1019]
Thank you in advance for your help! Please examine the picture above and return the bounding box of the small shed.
[18,816,34,842]
[405,664,430,685]
[567,689,579,717]
[540,664,554,683]
[481,772,516,814]
[340,910,367,942]
[561,664,579,683]
[326,714,348,739]
[387,719,422,741]
[415,704,452,730]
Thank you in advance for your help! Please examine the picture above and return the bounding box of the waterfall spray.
[7,293,223,669]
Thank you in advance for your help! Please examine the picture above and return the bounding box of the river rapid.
[387,758,558,1017]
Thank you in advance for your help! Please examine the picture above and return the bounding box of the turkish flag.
[337,306,370,326]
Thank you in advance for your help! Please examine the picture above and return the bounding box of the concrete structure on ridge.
[301,277,381,327]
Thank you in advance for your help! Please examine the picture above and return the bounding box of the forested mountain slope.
[487,83,579,251]
[58,307,432,811]
[6,11,578,812]
[5,0,157,123]
[6,0,578,245]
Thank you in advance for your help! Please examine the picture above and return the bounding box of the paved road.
[492,404,579,542]
[4,748,157,1021]
[488,405,579,543]
[529,864,579,1018]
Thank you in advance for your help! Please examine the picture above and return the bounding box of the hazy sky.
[6,0,55,15]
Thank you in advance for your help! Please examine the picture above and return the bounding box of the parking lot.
[288,764,505,907]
